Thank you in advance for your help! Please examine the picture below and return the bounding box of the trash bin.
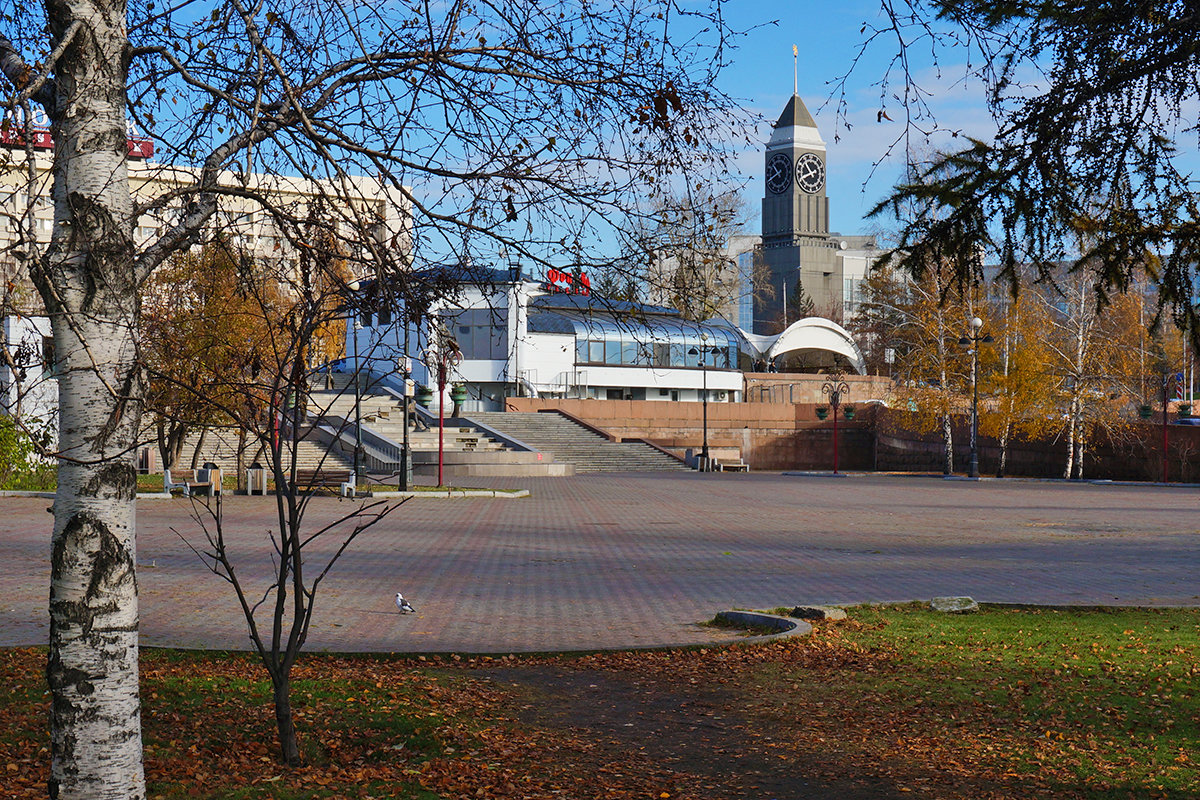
[246,462,267,495]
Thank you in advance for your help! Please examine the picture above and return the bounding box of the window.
[439,309,507,360]
[604,339,621,365]
[41,335,57,378]
[621,340,638,365]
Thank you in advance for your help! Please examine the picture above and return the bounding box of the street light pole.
[688,335,712,470]
[820,374,850,474]
[958,317,993,479]
[397,350,411,492]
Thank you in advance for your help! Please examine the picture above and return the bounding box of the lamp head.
[971,316,983,331]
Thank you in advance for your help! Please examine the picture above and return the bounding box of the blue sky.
[716,1,997,238]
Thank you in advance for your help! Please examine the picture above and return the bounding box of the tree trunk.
[940,412,954,475]
[38,1,147,796]
[190,426,208,470]
[272,677,303,766]
[155,419,188,472]
[1064,396,1079,479]
[156,419,171,472]
[997,421,1010,478]
[935,303,953,475]
[236,427,248,493]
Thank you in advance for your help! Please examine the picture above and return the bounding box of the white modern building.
[344,265,865,413]
[0,314,57,441]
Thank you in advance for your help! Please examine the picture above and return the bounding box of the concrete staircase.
[306,388,511,455]
[306,377,571,477]
[465,411,690,473]
[175,427,354,473]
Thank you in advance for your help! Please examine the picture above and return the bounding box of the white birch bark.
[34,1,147,797]
[935,303,954,474]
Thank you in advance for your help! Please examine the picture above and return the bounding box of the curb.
[371,489,530,499]
[712,610,813,643]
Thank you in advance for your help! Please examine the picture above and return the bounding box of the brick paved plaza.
[3,473,1198,653]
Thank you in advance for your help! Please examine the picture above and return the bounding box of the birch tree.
[1,0,745,795]
[1034,270,1142,479]
[977,284,1056,477]
[855,261,975,474]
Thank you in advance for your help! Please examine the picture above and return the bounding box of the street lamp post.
[425,327,462,488]
[396,353,412,491]
[958,317,994,479]
[688,336,713,471]
[820,373,850,474]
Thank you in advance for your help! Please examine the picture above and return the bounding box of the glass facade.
[737,251,755,331]
[558,313,740,369]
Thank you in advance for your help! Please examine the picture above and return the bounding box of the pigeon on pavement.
[395,592,416,614]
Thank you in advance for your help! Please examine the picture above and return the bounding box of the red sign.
[546,268,591,296]
[0,126,52,150]
[1,125,155,159]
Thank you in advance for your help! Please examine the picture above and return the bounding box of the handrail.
[455,415,536,453]
[539,407,619,442]
[623,436,688,465]
[316,416,401,472]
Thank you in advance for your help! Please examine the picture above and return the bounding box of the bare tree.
[167,223,406,765]
[0,0,746,795]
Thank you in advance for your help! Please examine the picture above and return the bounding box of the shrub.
[0,416,56,491]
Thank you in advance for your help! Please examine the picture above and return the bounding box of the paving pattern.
[3,473,1199,653]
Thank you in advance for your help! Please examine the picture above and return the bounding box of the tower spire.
[792,44,798,95]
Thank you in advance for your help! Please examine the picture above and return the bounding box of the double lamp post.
[688,336,717,470]
[959,316,993,479]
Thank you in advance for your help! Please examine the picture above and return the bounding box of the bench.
[716,459,750,473]
[294,468,357,498]
[164,466,223,496]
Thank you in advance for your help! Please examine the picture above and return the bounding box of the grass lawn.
[2,605,1196,799]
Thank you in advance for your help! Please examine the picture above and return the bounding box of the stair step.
[465,411,688,472]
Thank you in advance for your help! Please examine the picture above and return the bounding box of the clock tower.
[756,94,840,333]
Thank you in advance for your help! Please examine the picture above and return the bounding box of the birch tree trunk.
[35,1,147,797]
[936,306,954,475]
[1064,394,1079,479]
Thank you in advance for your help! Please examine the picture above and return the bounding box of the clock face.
[795,152,825,194]
[765,152,792,194]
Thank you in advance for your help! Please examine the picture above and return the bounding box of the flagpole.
[793,44,798,95]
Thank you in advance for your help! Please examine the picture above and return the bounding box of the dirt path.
[481,664,913,800]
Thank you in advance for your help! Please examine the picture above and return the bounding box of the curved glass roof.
[528,308,741,351]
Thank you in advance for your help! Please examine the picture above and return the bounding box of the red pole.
[1162,379,1169,483]
[832,403,840,475]
[437,363,446,487]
